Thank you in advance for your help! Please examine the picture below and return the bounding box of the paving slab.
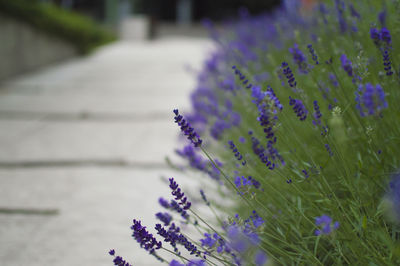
[0,37,214,265]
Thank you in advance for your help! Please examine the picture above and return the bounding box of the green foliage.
[0,0,116,54]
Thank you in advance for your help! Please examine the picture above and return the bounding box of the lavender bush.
[111,0,400,265]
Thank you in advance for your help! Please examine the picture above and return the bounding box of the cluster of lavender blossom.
[111,0,400,264]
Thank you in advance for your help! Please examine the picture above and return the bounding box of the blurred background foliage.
[0,0,116,54]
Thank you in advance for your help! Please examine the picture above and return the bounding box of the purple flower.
[370,27,381,46]
[289,43,308,73]
[349,4,360,19]
[325,144,333,156]
[381,27,392,46]
[111,253,132,266]
[355,83,388,117]
[314,215,339,235]
[159,197,170,209]
[378,9,387,27]
[232,65,253,89]
[156,223,201,256]
[187,260,206,266]
[169,178,191,210]
[250,210,265,228]
[170,260,184,266]
[156,212,172,226]
[176,145,220,180]
[173,109,202,147]
[387,174,400,221]
[131,219,162,254]
[335,0,347,33]
[307,44,319,65]
[340,54,353,77]
[200,233,217,248]
[312,100,322,125]
[228,140,246,166]
[383,50,394,76]
[302,169,309,178]
[200,189,210,206]
[281,62,297,87]
[289,96,308,121]
[329,73,339,87]
[254,250,268,266]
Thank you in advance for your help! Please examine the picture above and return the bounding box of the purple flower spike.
[340,54,353,77]
[289,96,308,121]
[383,50,394,76]
[381,27,392,46]
[156,212,172,226]
[173,109,202,147]
[370,27,381,46]
[169,178,192,210]
[131,219,162,254]
[312,100,322,125]
[228,140,246,165]
[355,83,388,117]
[232,65,253,89]
[307,44,319,65]
[282,62,297,87]
[289,43,308,73]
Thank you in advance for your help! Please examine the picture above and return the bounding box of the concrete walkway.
[0,38,212,265]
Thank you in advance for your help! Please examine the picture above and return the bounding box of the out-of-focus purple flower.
[254,250,268,266]
[289,96,308,121]
[199,189,210,206]
[387,174,400,222]
[329,73,339,87]
[289,43,308,73]
[307,44,319,65]
[355,83,388,117]
[302,169,309,178]
[156,212,172,226]
[370,27,381,46]
[335,0,347,33]
[340,54,353,77]
[319,3,328,24]
[381,27,392,46]
[314,215,339,236]
[349,4,360,19]
[378,9,387,27]
[170,260,184,266]
[187,260,206,266]
[232,65,253,89]
[325,144,334,156]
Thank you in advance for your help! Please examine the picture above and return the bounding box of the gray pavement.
[0,38,213,265]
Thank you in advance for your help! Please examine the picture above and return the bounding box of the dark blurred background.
[38,0,281,24]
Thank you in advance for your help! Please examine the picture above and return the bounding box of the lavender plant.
[111,0,400,265]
